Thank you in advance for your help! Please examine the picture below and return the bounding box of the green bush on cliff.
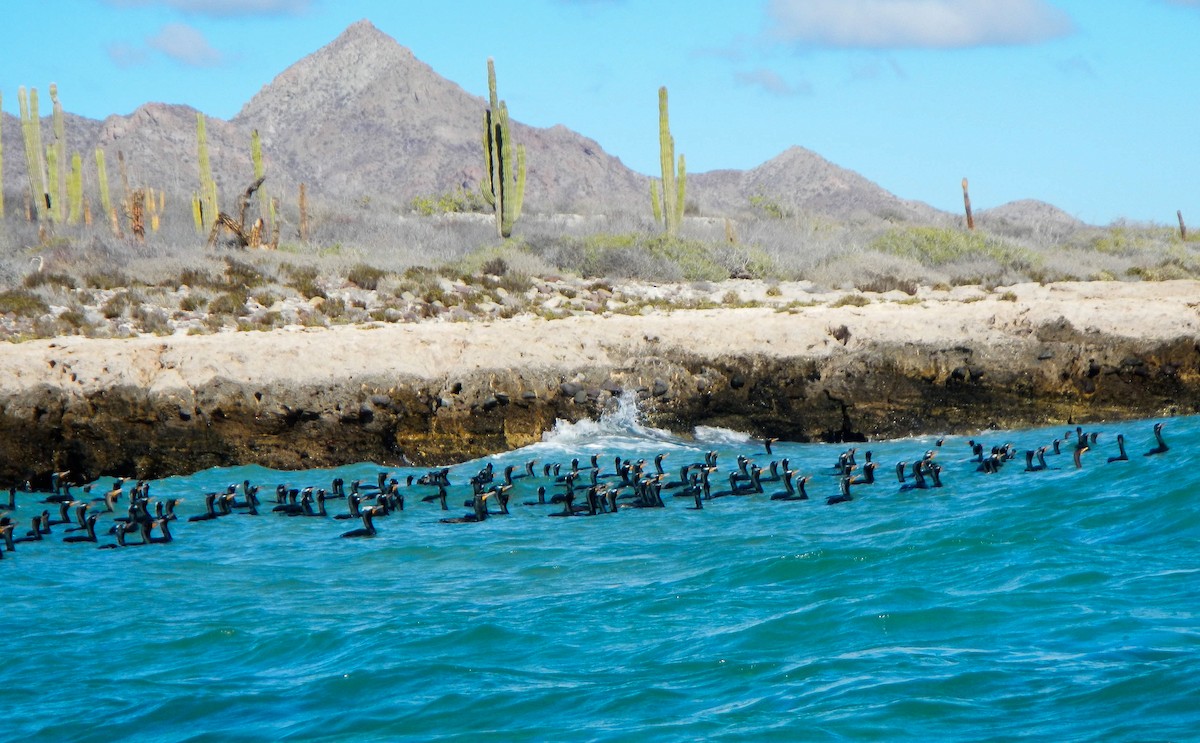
[345,263,387,291]
[0,289,50,317]
[871,227,1035,269]
[528,232,776,282]
[409,188,489,216]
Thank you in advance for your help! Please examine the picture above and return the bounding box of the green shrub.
[86,270,132,290]
[224,257,267,288]
[0,290,50,317]
[831,294,871,308]
[134,306,173,335]
[409,187,489,215]
[749,194,790,219]
[855,275,919,295]
[179,294,208,312]
[24,271,77,290]
[175,268,221,289]
[282,264,326,299]
[101,291,137,319]
[346,263,387,291]
[209,291,248,316]
[871,227,1034,269]
[58,308,89,328]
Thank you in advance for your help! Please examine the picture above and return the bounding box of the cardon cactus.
[480,57,526,238]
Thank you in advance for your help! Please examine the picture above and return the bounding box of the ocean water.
[3,398,1198,742]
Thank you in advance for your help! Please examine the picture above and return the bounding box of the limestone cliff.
[2,284,1197,485]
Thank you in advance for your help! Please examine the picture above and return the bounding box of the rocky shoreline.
[2,280,1198,485]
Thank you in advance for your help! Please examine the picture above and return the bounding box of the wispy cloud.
[766,0,1074,49]
[107,41,150,68]
[734,68,812,96]
[104,0,312,17]
[147,23,224,66]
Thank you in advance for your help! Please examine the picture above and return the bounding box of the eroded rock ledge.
[2,281,1198,484]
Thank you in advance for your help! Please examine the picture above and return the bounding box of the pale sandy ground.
[2,281,1198,396]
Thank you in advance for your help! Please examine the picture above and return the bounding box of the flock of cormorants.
[0,421,1171,560]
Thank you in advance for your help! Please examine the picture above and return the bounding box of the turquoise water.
[3,400,1198,742]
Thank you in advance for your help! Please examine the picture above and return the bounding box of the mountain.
[978,199,1085,240]
[0,19,976,235]
[233,19,646,214]
[689,146,947,223]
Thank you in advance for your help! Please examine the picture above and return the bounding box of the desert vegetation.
[3,72,1200,344]
[1,193,1199,343]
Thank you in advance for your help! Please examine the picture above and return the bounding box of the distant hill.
[689,146,947,223]
[2,19,1089,238]
[978,199,1086,240]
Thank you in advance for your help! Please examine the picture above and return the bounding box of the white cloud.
[107,41,149,68]
[735,68,813,96]
[105,0,312,16]
[767,0,1074,49]
[148,23,224,66]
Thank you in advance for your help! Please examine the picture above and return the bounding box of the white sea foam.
[537,391,686,453]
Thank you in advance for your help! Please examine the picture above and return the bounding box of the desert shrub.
[322,297,347,319]
[536,233,738,282]
[101,291,138,319]
[252,290,280,307]
[748,194,790,220]
[481,257,508,276]
[134,306,173,335]
[24,271,77,290]
[1083,225,1180,255]
[282,263,326,299]
[855,275,919,295]
[224,257,267,288]
[345,263,387,291]
[830,294,871,308]
[870,227,1034,269]
[0,289,49,317]
[209,291,249,316]
[409,187,489,216]
[179,294,208,312]
[58,307,89,329]
[85,269,132,290]
[176,268,221,288]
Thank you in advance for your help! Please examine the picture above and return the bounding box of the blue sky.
[2,0,1197,225]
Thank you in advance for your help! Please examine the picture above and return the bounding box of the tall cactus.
[95,148,112,220]
[651,86,686,237]
[18,86,47,221]
[46,145,60,224]
[196,113,218,232]
[250,129,275,233]
[480,57,526,239]
[50,83,67,223]
[0,90,5,220]
[68,152,83,224]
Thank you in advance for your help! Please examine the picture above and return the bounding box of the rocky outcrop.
[2,284,1198,486]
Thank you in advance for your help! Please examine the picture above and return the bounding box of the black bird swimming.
[340,506,379,538]
[1107,434,1129,463]
[770,471,810,501]
[1145,423,1169,456]
[827,476,853,505]
[441,493,492,524]
[62,513,100,544]
[188,492,224,522]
